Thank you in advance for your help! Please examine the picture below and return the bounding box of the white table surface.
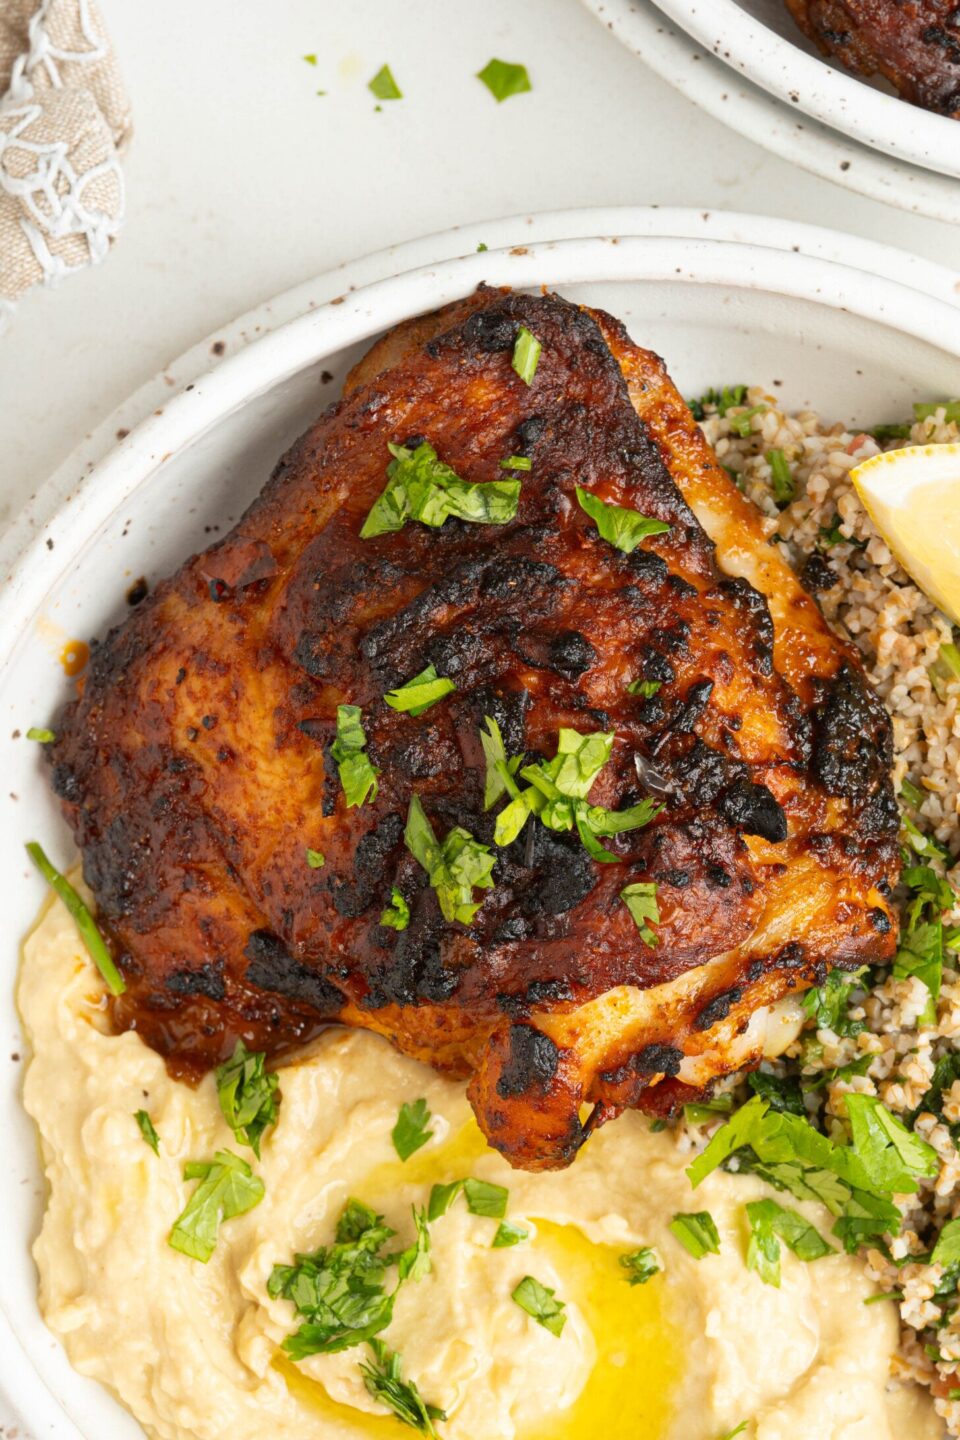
[0,0,957,529]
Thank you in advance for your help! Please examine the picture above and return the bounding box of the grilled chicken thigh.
[784,0,960,117]
[48,288,899,1170]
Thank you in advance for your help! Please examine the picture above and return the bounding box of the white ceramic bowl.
[581,0,960,221]
[3,208,960,1439]
[651,0,960,177]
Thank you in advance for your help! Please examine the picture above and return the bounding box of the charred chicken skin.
[784,0,960,118]
[48,288,899,1171]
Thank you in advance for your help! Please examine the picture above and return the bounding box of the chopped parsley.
[620,881,660,947]
[620,1246,661,1285]
[269,1199,400,1357]
[900,777,926,810]
[405,795,495,924]
[380,887,410,932]
[689,385,748,421]
[368,64,402,100]
[492,1219,529,1248]
[480,714,523,810]
[331,704,380,808]
[500,454,532,471]
[914,399,960,423]
[489,726,661,861]
[396,1207,432,1282]
[745,1199,834,1288]
[931,642,960,701]
[932,1218,960,1266]
[628,677,662,698]
[870,421,912,441]
[306,848,325,868]
[169,1149,264,1263]
[427,1180,464,1220]
[765,449,795,508]
[902,813,950,864]
[26,726,55,742]
[134,1109,160,1154]
[817,514,866,552]
[385,664,456,716]
[476,58,532,103]
[575,486,671,553]
[746,1069,804,1115]
[727,404,767,438]
[686,1093,937,1253]
[463,1178,508,1218]
[512,326,541,385]
[392,1098,433,1161]
[801,966,866,1037]
[669,1211,721,1259]
[25,842,126,996]
[215,1041,280,1157]
[719,1426,749,1440]
[683,1095,734,1127]
[511,1275,566,1336]
[361,441,521,538]
[360,1339,446,1436]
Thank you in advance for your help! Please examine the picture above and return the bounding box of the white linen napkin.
[0,0,130,331]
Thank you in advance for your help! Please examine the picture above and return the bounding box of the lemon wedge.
[851,443,960,624]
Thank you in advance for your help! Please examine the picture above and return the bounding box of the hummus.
[20,891,941,1440]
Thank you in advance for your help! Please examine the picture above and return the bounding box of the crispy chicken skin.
[784,0,960,118]
[47,288,899,1170]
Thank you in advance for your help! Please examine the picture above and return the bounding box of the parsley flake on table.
[25,841,126,995]
[384,664,456,716]
[511,326,541,385]
[620,1246,661,1285]
[134,1109,160,1154]
[331,704,380,808]
[368,64,402,100]
[576,487,671,553]
[476,58,532,103]
[745,1199,834,1288]
[269,1198,399,1357]
[361,441,521,538]
[669,1211,721,1259]
[392,1097,433,1161]
[620,881,660,947]
[360,1339,446,1437]
[405,794,495,924]
[511,1275,566,1336]
[26,726,55,742]
[215,1040,280,1157]
[169,1149,264,1263]
[380,887,411,932]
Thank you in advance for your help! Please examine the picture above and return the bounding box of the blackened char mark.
[166,962,226,1001]
[330,812,405,919]
[634,1042,683,1077]
[812,661,894,802]
[694,986,743,1031]
[244,930,344,1013]
[718,777,788,843]
[716,575,775,676]
[363,906,460,1008]
[496,1023,560,1098]
[513,628,597,680]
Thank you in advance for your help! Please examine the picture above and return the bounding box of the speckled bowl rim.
[581,0,960,213]
[646,0,960,176]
